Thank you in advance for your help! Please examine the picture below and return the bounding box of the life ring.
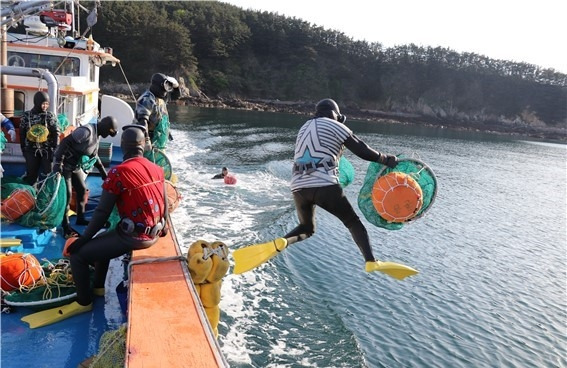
[8,55,25,67]
[371,172,423,223]
[0,189,35,221]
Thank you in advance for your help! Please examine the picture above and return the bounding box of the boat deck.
[126,220,226,367]
[1,147,227,367]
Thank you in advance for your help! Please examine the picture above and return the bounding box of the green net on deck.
[107,205,120,230]
[338,156,355,188]
[89,324,127,368]
[79,155,97,172]
[358,157,437,230]
[57,114,70,132]
[18,173,67,229]
[0,131,6,152]
[151,115,170,150]
[1,177,35,200]
[3,258,77,311]
[144,147,172,180]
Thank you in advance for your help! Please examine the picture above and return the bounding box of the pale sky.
[222,0,566,74]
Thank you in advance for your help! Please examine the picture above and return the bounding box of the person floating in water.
[212,167,237,184]
[212,167,228,179]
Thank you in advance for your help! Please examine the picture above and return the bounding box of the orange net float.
[166,180,182,213]
[0,253,43,291]
[63,237,78,257]
[0,189,35,221]
[224,174,237,185]
[371,172,423,223]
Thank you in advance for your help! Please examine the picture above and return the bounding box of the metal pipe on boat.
[0,66,58,115]
[1,16,14,116]
[0,1,52,26]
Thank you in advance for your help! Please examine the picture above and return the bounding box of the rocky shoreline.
[109,91,566,142]
[178,97,567,142]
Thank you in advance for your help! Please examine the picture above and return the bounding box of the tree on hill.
[89,1,565,130]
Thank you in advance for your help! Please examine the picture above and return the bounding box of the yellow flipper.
[21,301,92,329]
[232,238,287,274]
[365,261,418,280]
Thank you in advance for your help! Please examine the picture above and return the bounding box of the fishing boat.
[1,2,227,367]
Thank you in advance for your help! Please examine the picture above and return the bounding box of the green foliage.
[93,1,566,126]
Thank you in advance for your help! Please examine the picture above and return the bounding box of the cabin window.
[14,91,25,116]
[76,95,86,116]
[7,52,80,76]
[89,62,95,82]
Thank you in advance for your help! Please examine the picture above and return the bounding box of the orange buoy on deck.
[371,172,423,223]
[0,253,43,291]
[0,189,35,221]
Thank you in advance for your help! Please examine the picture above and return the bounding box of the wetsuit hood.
[149,73,168,99]
[32,91,49,113]
[121,126,146,159]
[98,116,118,138]
[315,98,346,123]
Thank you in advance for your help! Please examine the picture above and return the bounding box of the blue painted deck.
[1,147,127,368]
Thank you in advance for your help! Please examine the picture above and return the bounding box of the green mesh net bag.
[151,115,170,150]
[3,258,77,311]
[89,324,127,368]
[358,157,437,230]
[57,113,70,132]
[18,173,67,229]
[1,177,35,201]
[144,147,172,180]
[338,156,355,188]
[0,131,6,152]
[107,205,121,231]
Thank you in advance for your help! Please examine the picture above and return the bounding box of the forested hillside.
[91,1,566,138]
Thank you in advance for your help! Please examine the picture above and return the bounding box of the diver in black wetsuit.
[284,98,399,272]
[52,116,118,237]
[212,167,228,179]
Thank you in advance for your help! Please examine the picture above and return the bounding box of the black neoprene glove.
[378,154,399,168]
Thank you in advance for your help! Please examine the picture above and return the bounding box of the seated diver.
[21,125,167,329]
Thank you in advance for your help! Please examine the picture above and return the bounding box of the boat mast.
[1,17,13,116]
[0,1,51,116]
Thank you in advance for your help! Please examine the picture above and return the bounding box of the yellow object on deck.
[127,219,226,367]
[0,238,22,247]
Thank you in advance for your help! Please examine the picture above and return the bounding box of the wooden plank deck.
[125,218,227,367]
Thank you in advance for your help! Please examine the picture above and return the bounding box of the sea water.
[166,106,566,368]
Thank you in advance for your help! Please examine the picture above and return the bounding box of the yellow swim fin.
[232,238,287,274]
[365,261,418,280]
[21,301,92,329]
